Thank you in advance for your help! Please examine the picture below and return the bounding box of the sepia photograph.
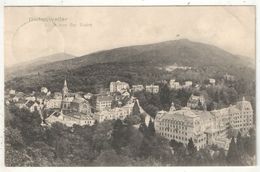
[3,6,256,166]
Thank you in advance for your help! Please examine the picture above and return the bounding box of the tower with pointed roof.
[61,78,70,114]
[62,79,69,98]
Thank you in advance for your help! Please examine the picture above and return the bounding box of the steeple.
[62,78,69,97]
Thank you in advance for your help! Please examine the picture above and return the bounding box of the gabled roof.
[235,100,253,111]
[16,99,27,104]
[25,100,36,107]
[72,97,86,104]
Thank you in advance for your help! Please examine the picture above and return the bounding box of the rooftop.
[96,95,113,102]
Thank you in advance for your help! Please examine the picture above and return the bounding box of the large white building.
[145,84,159,94]
[110,80,130,93]
[95,95,113,112]
[169,79,181,90]
[94,101,134,123]
[46,98,62,109]
[132,85,144,92]
[155,97,253,150]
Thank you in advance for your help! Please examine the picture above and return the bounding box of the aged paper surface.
[1,1,258,171]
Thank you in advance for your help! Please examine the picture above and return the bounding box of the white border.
[0,0,259,172]
[1,0,258,6]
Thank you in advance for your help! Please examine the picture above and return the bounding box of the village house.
[70,97,92,115]
[110,80,130,93]
[84,93,93,100]
[61,96,74,113]
[184,81,193,88]
[61,112,95,127]
[94,101,134,123]
[25,96,36,101]
[169,79,181,90]
[132,85,144,92]
[209,78,216,85]
[45,111,95,127]
[224,73,235,81]
[27,101,41,112]
[41,87,48,94]
[46,98,62,109]
[15,99,28,109]
[145,84,159,94]
[95,95,113,112]
[9,89,16,95]
[16,100,40,113]
[12,92,25,102]
[47,91,51,96]
[36,95,47,104]
[54,92,62,99]
[194,84,201,90]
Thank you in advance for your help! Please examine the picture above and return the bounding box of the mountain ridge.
[5,39,254,81]
[6,52,75,79]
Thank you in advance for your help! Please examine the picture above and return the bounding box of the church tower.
[61,78,70,114]
[62,79,69,98]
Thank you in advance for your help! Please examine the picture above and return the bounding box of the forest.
[5,105,255,166]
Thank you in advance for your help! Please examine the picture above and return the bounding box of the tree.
[236,132,244,155]
[111,119,128,152]
[244,128,256,157]
[93,149,134,166]
[187,138,197,155]
[227,136,239,165]
[124,115,141,125]
[132,101,141,116]
[207,101,217,111]
[5,127,24,149]
[92,120,114,153]
[148,119,155,136]
[138,122,149,137]
[159,84,171,110]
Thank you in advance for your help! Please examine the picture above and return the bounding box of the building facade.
[110,80,130,93]
[94,102,134,123]
[155,106,207,150]
[70,98,92,115]
[155,97,253,150]
[132,85,144,92]
[95,95,113,111]
[183,81,193,88]
[145,84,159,94]
[209,78,216,85]
[169,79,181,90]
[46,98,62,109]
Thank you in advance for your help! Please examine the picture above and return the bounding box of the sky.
[4,6,255,67]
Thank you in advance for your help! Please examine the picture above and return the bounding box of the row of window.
[160,132,188,142]
[233,123,252,128]
[194,137,206,143]
[160,127,188,135]
[160,125,188,130]
[161,120,186,125]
